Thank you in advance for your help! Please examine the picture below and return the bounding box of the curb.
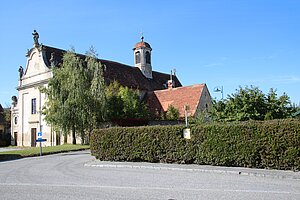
[84,160,300,180]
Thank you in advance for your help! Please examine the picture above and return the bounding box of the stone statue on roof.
[32,30,39,46]
[18,66,24,79]
[11,96,18,106]
[50,52,58,67]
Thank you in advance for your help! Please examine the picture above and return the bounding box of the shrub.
[91,119,300,170]
[166,105,180,120]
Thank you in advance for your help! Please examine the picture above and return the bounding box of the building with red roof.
[147,84,211,119]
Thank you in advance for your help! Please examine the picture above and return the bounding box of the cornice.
[17,79,50,91]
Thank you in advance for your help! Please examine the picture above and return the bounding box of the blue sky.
[1,0,299,107]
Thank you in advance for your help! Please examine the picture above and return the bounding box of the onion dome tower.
[133,36,152,79]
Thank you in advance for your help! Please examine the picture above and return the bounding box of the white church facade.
[11,39,56,146]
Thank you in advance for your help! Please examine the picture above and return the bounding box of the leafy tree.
[210,86,296,122]
[0,105,5,124]
[265,88,295,120]
[85,48,107,142]
[166,104,180,120]
[43,48,106,144]
[4,107,11,123]
[106,81,149,120]
[190,110,211,124]
[105,81,124,120]
[119,86,148,119]
[0,104,11,124]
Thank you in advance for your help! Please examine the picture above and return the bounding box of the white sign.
[183,128,191,139]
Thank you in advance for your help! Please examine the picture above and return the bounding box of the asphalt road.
[0,151,299,200]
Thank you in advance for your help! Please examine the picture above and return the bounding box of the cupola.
[133,36,152,79]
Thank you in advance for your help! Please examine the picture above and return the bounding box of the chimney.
[167,69,175,89]
[167,80,174,89]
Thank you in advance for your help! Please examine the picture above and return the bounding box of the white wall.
[14,47,53,147]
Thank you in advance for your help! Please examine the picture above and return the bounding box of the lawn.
[0,144,90,161]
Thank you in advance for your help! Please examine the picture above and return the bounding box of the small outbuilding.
[146,84,212,119]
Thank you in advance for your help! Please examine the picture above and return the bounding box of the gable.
[18,48,52,89]
[147,84,211,118]
[24,49,49,78]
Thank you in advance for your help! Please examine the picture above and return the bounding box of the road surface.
[0,151,299,200]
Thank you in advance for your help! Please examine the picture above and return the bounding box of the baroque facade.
[11,31,211,147]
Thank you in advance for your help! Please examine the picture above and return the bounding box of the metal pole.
[39,141,42,156]
[214,86,224,100]
[221,86,224,100]
[185,105,188,128]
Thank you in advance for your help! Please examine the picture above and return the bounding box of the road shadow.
[0,154,23,162]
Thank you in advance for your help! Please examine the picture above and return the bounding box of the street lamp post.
[214,86,224,100]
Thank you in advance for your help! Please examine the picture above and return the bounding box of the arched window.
[146,51,151,64]
[135,51,140,64]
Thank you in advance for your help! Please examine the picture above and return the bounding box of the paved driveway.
[0,151,299,200]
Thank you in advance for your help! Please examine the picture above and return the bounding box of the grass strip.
[0,144,90,161]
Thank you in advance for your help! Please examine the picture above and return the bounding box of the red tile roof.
[147,84,207,118]
[133,41,152,50]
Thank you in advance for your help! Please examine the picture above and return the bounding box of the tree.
[105,81,124,120]
[105,81,149,120]
[0,104,5,124]
[265,88,295,120]
[166,104,180,120]
[210,86,296,122]
[0,103,11,124]
[43,48,106,144]
[85,47,107,142]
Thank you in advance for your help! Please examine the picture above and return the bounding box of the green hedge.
[90,119,300,170]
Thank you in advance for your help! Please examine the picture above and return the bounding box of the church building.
[11,31,212,147]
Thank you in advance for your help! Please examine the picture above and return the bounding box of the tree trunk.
[64,132,67,144]
[72,126,76,144]
[81,130,84,145]
[87,128,91,145]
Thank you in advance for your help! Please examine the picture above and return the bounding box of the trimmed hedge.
[90,119,300,170]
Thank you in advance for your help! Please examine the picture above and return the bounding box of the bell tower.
[133,36,152,79]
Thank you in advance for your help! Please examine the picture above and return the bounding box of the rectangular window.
[31,98,37,114]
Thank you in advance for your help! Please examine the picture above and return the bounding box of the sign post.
[36,132,47,156]
[183,105,191,139]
